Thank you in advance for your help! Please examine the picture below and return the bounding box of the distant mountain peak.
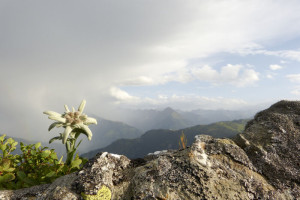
[163,107,175,113]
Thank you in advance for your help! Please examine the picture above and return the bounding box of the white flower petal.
[62,126,73,144]
[49,115,66,123]
[43,111,62,117]
[80,124,93,140]
[73,122,84,129]
[78,99,86,114]
[84,117,97,125]
[64,105,70,112]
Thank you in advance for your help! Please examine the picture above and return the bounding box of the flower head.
[43,100,97,144]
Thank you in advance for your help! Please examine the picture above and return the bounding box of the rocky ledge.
[0,100,299,200]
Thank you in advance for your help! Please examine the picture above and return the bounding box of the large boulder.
[234,100,300,197]
[0,100,299,199]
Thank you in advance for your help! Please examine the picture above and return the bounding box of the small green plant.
[16,142,83,188]
[43,100,97,165]
[0,135,85,190]
[0,134,18,188]
[0,100,94,190]
[179,131,187,149]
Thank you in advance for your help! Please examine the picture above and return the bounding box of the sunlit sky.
[1,0,300,140]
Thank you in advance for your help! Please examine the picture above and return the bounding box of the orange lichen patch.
[188,151,194,159]
[199,142,206,150]
[156,194,169,200]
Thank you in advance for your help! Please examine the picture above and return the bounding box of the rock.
[234,100,300,198]
[0,100,299,199]
[73,152,131,196]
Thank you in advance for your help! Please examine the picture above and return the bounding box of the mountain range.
[3,106,258,159]
[78,117,143,153]
[79,107,256,154]
[104,106,258,132]
[81,119,248,159]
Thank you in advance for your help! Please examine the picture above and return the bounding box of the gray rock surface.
[0,100,299,199]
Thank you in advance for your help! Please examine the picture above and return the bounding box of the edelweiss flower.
[43,100,97,144]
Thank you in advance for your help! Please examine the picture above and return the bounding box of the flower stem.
[65,133,80,166]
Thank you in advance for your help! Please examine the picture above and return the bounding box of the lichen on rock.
[81,185,111,200]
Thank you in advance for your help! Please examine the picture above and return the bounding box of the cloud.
[108,92,249,110]
[0,0,299,141]
[117,64,259,88]
[280,60,287,64]
[116,60,190,86]
[267,74,273,79]
[234,48,300,63]
[120,76,155,86]
[291,88,300,95]
[286,74,300,83]
[192,64,259,87]
[191,65,218,81]
[109,87,140,102]
[278,50,300,62]
[269,64,283,70]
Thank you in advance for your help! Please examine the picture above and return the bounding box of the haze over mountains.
[4,106,261,159]
[104,106,259,132]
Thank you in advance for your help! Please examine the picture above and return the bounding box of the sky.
[1,0,300,141]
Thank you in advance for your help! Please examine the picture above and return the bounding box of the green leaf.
[20,142,25,151]
[48,122,62,131]
[0,173,15,183]
[2,159,11,170]
[34,142,41,150]
[45,171,56,178]
[49,136,62,144]
[22,177,37,186]
[0,144,6,152]
[31,150,36,156]
[5,167,15,173]
[6,138,15,144]
[58,156,63,164]
[0,134,6,142]
[50,152,58,160]
[12,141,18,147]
[75,139,83,150]
[41,150,51,158]
[70,158,82,169]
[17,171,27,180]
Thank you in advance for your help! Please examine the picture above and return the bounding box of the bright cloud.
[110,87,140,102]
[192,65,218,81]
[269,64,283,70]
[192,64,259,87]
